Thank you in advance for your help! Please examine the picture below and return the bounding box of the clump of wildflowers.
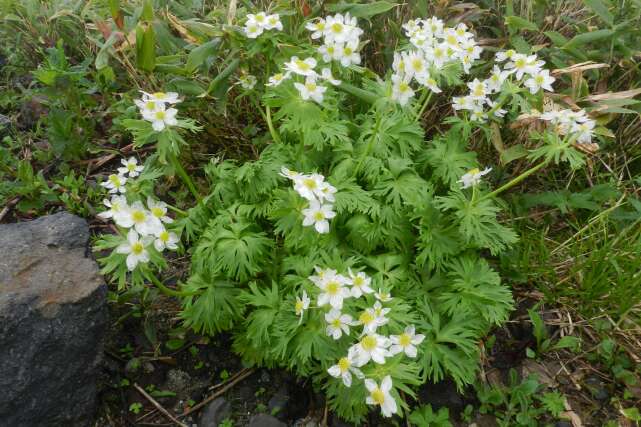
[281,167,337,234]
[538,108,596,144]
[135,90,181,131]
[98,159,180,271]
[298,266,424,418]
[306,13,364,68]
[244,12,283,38]
[389,17,482,105]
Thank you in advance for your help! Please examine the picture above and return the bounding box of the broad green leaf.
[135,23,156,72]
[583,0,614,26]
[327,1,397,19]
[505,15,538,33]
[544,31,568,46]
[552,335,581,351]
[185,38,220,74]
[500,144,529,165]
[563,29,614,48]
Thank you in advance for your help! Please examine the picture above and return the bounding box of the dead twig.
[133,383,188,427]
[180,368,255,418]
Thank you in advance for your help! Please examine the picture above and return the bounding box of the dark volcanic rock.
[248,413,287,427]
[0,212,108,427]
[199,397,232,427]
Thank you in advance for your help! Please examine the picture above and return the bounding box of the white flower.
[308,266,336,287]
[452,95,476,111]
[325,309,355,340]
[147,197,173,224]
[391,73,415,106]
[524,69,555,94]
[293,173,326,200]
[405,51,429,83]
[246,12,268,28]
[140,91,180,104]
[327,348,364,387]
[505,54,541,80]
[295,290,311,323]
[279,166,302,181]
[392,52,407,75]
[372,301,391,323]
[425,76,442,93]
[487,100,507,118]
[154,229,179,251]
[244,23,264,38]
[101,173,127,194]
[470,108,488,123]
[352,333,390,366]
[485,66,510,93]
[306,18,327,39]
[117,157,144,177]
[302,199,336,233]
[318,43,340,63]
[357,307,381,334]
[317,181,337,203]
[294,77,327,104]
[347,269,374,298]
[117,201,164,236]
[238,74,257,90]
[365,376,397,417]
[389,325,425,358]
[266,72,289,87]
[264,14,283,31]
[321,68,341,86]
[457,167,492,189]
[135,98,163,115]
[374,289,392,302]
[495,49,516,62]
[116,229,153,271]
[284,56,318,77]
[324,14,351,44]
[336,41,361,67]
[316,272,350,309]
[98,195,129,222]
[468,78,488,101]
[572,119,596,144]
[141,104,178,131]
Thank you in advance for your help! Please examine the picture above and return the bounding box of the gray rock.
[248,413,287,427]
[268,387,290,417]
[0,212,108,427]
[198,397,231,427]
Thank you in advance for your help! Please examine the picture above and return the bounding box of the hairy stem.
[483,160,549,200]
[265,106,282,144]
[168,152,200,201]
[146,270,193,298]
[414,90,432,121]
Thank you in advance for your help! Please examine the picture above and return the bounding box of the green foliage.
[409,404,453,427]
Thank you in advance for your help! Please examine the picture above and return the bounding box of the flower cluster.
[389,17,482,105]
[538,108,596,144]
[280,167,337,234]
[135,91,181,131]
[244,12,283,38]
[99,158,179,270]
[267,56,341,104]
[305,13,364,68]
[453,50,555,122]
[296,267,424,417]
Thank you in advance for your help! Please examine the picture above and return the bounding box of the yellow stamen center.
[159,231,169,242]
[371,389,385,405]
[359,311,375,325]
[131,242,144,255]
[361,335,377,351]
[338,357,350,372]
[152,92,165,98]
[154,111,166,120]
[399,333,412,347]
[326,281,340,295]
[132,210,146,223]
[151,207,164,218]
[331,23,343,33]
[109,175,121,186]
[296,60,311,72]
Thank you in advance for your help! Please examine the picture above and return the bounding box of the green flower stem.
[265,106,282,144]
[146,270,193,298]
[414,90,432,121]
[338,82,378,104]
[352,109,383,177]
[204,57,240,96]
[168,152,201,201]
[166,204,188,216]
[482,159,549,200]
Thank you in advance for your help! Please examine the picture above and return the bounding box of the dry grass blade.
[582,88,641,102]
[133,383,189,427]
